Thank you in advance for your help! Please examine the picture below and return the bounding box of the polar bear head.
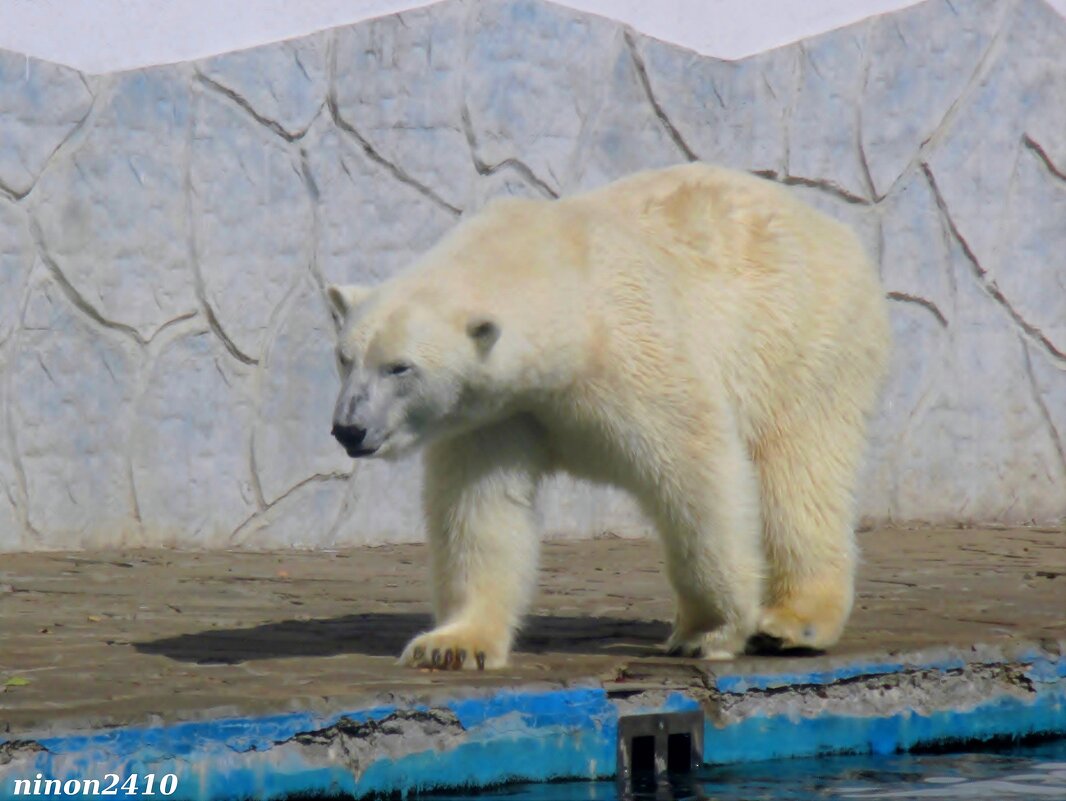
[326,282,502,460]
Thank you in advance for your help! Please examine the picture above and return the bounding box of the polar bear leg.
[755,408,864,651]
[400,415,548,670]
[655,428,765,661]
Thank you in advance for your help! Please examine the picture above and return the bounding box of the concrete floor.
[1,527,1063,735]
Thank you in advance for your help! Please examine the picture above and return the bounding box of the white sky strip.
[4,0,1064,74]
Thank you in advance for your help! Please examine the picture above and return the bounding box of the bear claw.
[746,631,824,656]
[745,632,785,653]
[399,627,505,670]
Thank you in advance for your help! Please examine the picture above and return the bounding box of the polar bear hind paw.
[752,604,842,653]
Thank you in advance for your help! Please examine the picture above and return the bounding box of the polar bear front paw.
[399,622,509,671]
[665,625,747,661]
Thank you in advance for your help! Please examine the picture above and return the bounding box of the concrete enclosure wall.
[0,0,1064,551]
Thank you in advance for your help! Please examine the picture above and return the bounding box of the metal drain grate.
[617,710,703,795]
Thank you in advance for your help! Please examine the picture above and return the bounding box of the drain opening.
[667,732,693,774]
[630,735,656,774]
[617,710,704,793]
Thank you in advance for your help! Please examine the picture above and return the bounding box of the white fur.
[329,164,891,669]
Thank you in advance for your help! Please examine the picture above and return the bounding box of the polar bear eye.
[383,361,413,377]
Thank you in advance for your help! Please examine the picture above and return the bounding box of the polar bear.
[327,163,890,670]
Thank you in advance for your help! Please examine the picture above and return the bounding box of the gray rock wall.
[0,0,1063,550]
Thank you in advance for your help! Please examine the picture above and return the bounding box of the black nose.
[331,423,367,450]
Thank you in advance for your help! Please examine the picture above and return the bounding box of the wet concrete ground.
[1,527,1063,735]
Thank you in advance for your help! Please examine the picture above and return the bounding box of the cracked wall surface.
[0,0,1064,550]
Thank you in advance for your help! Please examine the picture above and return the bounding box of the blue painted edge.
[710,647,1057,693]
[0,653,1063,801]
[706,652,1066,763]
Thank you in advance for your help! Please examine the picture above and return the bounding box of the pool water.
[432,740,1066,800]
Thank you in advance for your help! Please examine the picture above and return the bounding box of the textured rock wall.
[0,0,1063,550]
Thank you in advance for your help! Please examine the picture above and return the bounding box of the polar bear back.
[553,163,889,435]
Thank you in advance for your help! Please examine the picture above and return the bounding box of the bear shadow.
[133,613,673,664]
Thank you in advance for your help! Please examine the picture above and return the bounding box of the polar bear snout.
[331,423,376,457]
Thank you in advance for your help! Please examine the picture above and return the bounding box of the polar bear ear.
[326,284,372,321]
[466,315,500,355]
